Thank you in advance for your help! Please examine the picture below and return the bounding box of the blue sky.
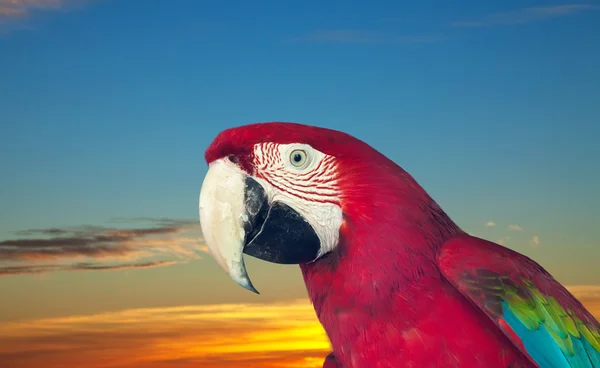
[0,0,599,294]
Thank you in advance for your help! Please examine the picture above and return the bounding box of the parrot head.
[199,122,441,293]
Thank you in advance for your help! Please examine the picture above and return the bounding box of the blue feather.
[582,338,600,367]
[501,301,599,368]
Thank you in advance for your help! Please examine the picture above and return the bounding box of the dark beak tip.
[245,283,260,294]
[237,274,260,294]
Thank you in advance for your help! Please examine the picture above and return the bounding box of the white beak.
[199,159,258,293]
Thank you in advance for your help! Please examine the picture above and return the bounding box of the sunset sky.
[1,0,600,367]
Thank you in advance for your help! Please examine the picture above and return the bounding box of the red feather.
[297,138,536,366]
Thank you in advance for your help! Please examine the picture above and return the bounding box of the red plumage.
[205,122,598,368]
[298,174,535,367]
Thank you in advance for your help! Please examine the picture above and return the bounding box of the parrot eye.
[289,149,307,167]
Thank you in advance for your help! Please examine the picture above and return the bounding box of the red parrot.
[199,122,600,368]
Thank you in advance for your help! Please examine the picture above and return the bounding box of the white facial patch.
[252,142,343,259]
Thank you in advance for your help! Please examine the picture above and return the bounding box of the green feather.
[502,280,600,356]
[561,309,580,338]
[577,320,600,352]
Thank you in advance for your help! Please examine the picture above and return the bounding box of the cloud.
[508,224,523,231]
[0,218,206,277]
[0,0,97,32]
[1,0,62,19]
[0,260,178,276]
[295,30,441,44]
[567,286,600,322]
[496,236,511,246]
[485,221,497,227]
[530,235,541,247]
[0,295,598,368]
[0,0,90,18]
[452,4,599,27]
[0,299,331,368]
[567,285,600,300]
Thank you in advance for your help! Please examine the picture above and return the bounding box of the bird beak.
[199,159,321,293]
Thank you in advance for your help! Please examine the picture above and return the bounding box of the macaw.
[198,122,600,368]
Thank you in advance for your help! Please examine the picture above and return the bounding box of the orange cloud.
[1,0,62,17]
[0,292,598,368]
[566,285,600,300]
[0,299,331,368]
[0,0,100,19]
[567,285,600,318]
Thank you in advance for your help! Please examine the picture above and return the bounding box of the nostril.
[228,155,240,164]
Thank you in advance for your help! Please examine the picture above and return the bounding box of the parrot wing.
[437,235,600,368]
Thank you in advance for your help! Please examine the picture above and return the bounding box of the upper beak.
[199,159,321,293]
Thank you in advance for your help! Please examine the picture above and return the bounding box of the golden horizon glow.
[1,288,599,368]
[0,299,331,368]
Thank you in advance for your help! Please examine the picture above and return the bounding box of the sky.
[0,0,599,367]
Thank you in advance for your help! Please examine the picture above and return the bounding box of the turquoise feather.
[502,301,600,367]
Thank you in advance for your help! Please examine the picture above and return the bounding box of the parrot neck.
[299,165,464,360]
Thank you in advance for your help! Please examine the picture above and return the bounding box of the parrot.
[198,122,600,368]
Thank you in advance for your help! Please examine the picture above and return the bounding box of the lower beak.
[199,159,321,293]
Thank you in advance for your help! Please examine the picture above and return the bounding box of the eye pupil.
[289,149,307,167]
